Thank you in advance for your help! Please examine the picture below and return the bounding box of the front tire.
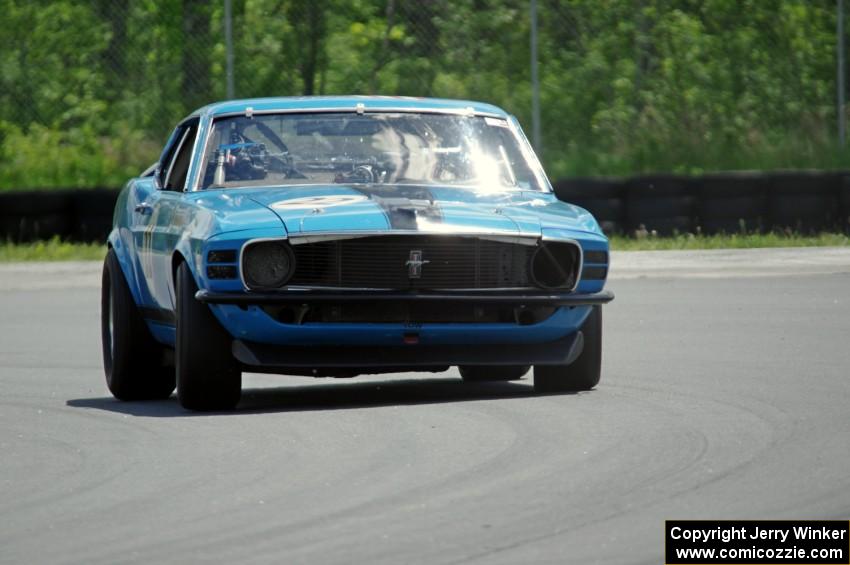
[176,262,241,410]
[459,365,530,382]
[534,305,602,393]
[101,249,175,400]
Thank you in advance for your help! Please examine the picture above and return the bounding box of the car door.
[128,127,180,313]
[137,118,200,317]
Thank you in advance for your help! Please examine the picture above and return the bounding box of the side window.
[158,118,199,191]
[157,126,185,188]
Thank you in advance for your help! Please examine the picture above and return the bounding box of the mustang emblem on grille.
[405,250,430,279]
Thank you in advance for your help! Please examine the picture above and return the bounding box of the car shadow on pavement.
[66,376,567,417]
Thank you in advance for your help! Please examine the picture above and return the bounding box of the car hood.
[245,184,599,238]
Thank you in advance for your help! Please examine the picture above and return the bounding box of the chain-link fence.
[0,0,846,188]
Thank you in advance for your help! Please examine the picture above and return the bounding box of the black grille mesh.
[288,236,534,289]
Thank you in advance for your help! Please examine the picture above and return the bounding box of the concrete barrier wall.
[2,172,850,242]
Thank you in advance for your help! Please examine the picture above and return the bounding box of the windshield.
[199,112,547,192]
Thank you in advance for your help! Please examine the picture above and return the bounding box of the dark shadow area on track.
[66,376,577,417]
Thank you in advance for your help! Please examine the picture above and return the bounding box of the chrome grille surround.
[240,234,583,291]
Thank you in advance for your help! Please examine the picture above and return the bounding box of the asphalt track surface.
[2,248,849,564]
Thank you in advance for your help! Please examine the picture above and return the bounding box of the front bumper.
[198,289,613,349]
[195,289,614,307]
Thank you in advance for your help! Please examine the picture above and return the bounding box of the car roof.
[191,96,509,119]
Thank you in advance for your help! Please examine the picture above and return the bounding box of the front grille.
[288,235,534,289]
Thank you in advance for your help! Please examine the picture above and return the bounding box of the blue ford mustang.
[101,96,614,410]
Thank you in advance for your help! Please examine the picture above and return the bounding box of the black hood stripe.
[348,185,443,230]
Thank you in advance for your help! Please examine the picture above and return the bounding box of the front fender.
[172,235,203,289]
[107,183,145,305]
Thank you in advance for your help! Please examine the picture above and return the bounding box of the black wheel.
[459,365,530,382]
[176,262,241,410]
[534,306,602,393]
[101,249,175,400]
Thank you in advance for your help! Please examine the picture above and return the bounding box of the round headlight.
[530,242,580,290]
[242,241,294,289]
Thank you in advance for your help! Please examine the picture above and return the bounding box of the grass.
[609,232,850,251]
[0,237,106,262]
[1,232,848,262]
